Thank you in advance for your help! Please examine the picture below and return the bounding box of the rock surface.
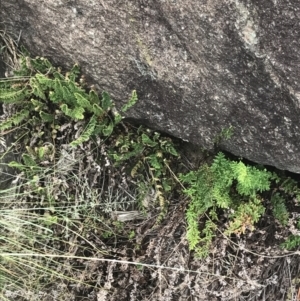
[1,0,300,172]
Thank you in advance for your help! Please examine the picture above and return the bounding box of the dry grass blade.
[0,29,21,75]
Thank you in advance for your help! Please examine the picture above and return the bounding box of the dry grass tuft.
[0,29,21,76]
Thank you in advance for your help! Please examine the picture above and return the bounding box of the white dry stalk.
[110,210,145,222]
[56,147,77,175]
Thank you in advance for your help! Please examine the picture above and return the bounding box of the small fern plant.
[108,126,180,224]
[0,53,139,205]
[0,52,178,226]
[0,54,137,148]
[180,152,280,258]
[275,177,300,250]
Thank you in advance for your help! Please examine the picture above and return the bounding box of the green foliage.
[40,111,55,123]
[214,125,234,145]
[0,87,30,103]
[224,197,265,235]
[271,193,289,226]
[0,109,30,131]
[180,152,281,257]
[0,51,145,295]
[0,52,180,231]
[9,153,43,178]
[2,50,299,273]
[281,235,300,250]
[273,177,300,248]
[0,55,137,148]
[60,103,85,119]
[109,127,179,224]
[232,161,274,196]
[128,230,136,240]
[70,115,97,147]
[181,152,300,257]
[101,91,113,111]
[280,177,300,200]
[121,90,138,112]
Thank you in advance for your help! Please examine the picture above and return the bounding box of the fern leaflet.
[70,115,97,147]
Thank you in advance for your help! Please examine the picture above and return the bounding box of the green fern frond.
[234,165,272,196]
[40,111,54,123]
[30,77,46,100]
[147,154,163,177]
[271,193,289,226]
[22,153,38,168]
[60,103,85,119]
[0,87,30,103]
[225,197,265,235]
[101,91,112,111]
[196,219,217,258]
[212,188,231,208]
[54,78,64,99]
[102,122,114,136]
[29,57,54,74]
[186,214,216,258]
[14,109,30,124]
[186,215,201,250]
[0,120,14,131]
[113,111,122,124]
[280,177,300,195]
[74,93,93,111]
[70,115,97,147]
[110,144,144,164]
[131,160,144,177]
[69,63,81,81]
[61,86,75,104]
[89,90,100,104]
[141,133,158,147]
[8,161,27,171]
[0,109,30,131]
[153,178,168,225]
[53,70,65,81]
[66,80,80,94]
[121,90,138,112]
[160,139,179,156]
[92,103,105,117]
[35,74,55,90]
[36,73,55,88]
[211,152,234,187]
[181,152,281,256]
[13,58,32,77]
[31,98,45,110]
[281,235,300,250]
[232,161,247,184]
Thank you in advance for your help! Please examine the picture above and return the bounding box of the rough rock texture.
[1,0,300,172]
